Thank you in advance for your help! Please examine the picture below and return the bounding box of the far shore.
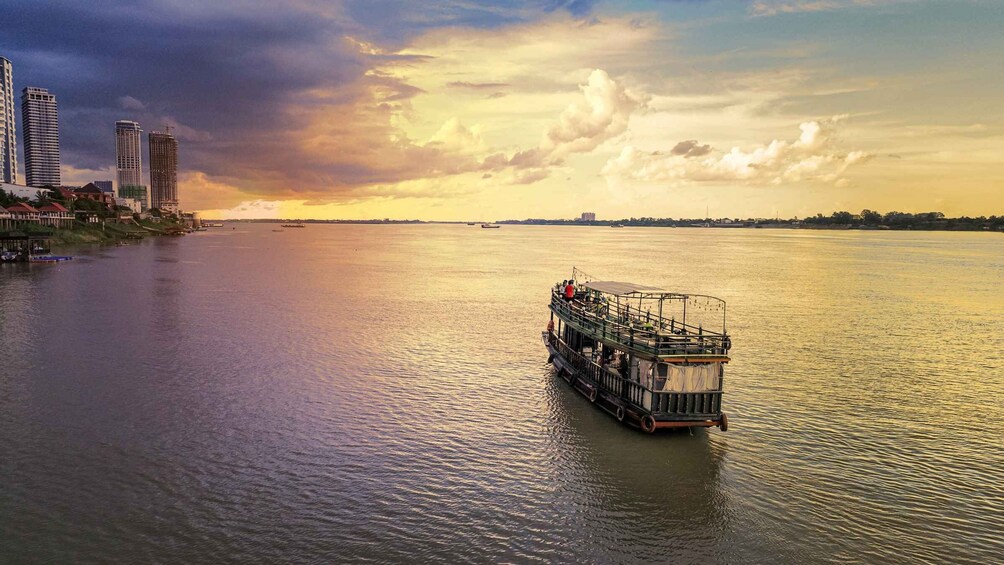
[202,217,1004,233]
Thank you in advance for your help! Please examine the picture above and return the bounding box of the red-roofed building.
[5,202,41,224]
[0,206,11,230]
[39,202,74,228]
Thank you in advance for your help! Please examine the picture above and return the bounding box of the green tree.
[831,211,854,224]
[861,209,882,224]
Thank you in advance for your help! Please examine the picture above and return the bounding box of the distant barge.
[544,268,732,432]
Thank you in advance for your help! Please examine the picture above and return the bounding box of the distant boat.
[610,224,624,228]
[29,255,73,263]
[281,224,305,228]
[272,229,284,232]
[481,223,501,229]
[467,222,477,226]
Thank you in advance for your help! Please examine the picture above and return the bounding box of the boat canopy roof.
[582,279,726,307]
[583,280,664,296]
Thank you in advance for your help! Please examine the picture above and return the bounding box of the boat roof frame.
[582,280,725,305]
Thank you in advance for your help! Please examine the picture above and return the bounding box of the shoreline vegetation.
[217,210,1004,231]
[15,218,190,247]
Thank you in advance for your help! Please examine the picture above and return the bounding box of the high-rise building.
[0,57,17,183]
[580,212,596,222]
[115,120,147,210]
[21,87,60,187]
[149,129,178,213]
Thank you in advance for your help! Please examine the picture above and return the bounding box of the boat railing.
[551,333,722,416]
[550,292,729,358]
[552,333,647,405]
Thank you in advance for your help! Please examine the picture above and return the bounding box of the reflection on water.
[1,225,1001,562]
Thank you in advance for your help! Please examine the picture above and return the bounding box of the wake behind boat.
[544,268,731,433]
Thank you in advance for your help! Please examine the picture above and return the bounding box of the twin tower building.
[115,120,179,214]
[1,56,179,213]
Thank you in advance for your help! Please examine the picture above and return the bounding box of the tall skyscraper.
[115,120,147,210]
[149,129,178,213]
[21,87,60,187]
[0,57,18,183]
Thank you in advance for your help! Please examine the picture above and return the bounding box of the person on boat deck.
[564,280,575,301]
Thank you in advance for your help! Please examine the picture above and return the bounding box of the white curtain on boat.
[661,363,721,392]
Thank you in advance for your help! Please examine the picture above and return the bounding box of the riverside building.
[115,120,147,210]
[21,87,60,187]
[149,129,178,213]
[0,57,17,183]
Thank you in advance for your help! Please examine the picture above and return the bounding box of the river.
[1,224,1001,563]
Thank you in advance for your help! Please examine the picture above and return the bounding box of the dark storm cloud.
[5,0,365,173]
[1,0,598,200]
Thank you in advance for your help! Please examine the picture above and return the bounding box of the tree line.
[502,210,1004,231]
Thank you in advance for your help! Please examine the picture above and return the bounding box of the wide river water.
[1,224,1002,563]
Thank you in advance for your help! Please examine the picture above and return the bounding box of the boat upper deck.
[549,278,731,361]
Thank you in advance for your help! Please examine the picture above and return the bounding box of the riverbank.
[15,219,191,249]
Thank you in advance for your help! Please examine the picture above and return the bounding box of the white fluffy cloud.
[425,118,485,155]
[539,69,648,160]
[492,69,648,173]
[601,116,872,185]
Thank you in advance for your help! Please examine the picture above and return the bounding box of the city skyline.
[2,2,1003,220]
[21,86,61,188]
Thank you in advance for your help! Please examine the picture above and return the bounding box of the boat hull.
[543,331,727,433]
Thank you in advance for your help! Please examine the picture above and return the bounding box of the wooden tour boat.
[544,268,732,433]
[481,223,501,229]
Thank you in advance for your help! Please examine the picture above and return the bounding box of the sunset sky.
[4,0,1002,220]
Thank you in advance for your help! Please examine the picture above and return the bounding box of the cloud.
[539,69,649,159]
[514,168,551,184]
[491,69,648,170]
[601,116,873,185]
[178,171,251,210]
[117,95,146,110]
[749,0,888,17]
[671,139,712,158]
[424,118,485,155]
[447,81,510,89]
[59,162,116,186]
